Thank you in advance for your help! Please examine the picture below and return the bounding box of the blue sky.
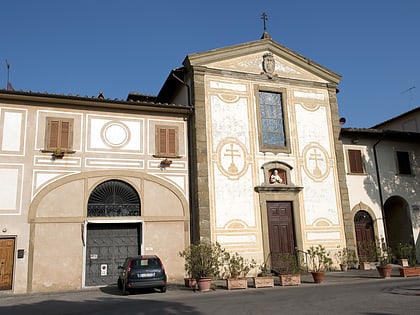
[1,1,419,128]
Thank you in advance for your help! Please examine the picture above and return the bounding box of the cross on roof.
[261,12,268,31]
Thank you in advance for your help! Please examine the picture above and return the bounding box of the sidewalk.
[173,266,406,291]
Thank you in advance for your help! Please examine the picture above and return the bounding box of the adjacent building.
[0,91,191,293]
[340,107,420,262]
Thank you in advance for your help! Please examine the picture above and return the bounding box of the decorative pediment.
[185,38,341,84]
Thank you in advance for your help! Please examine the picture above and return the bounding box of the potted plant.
[277,253,301,286]
[307,245,332,284]
[376,244,394,279]
[252,255,275,288]
[179,241,226,291]
[223,252,256,290]
[52,148,65,159]
[357,240,377,270]
[335,246,358,271]
[397,243,420,277]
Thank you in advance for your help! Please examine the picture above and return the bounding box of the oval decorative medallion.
[216,139,248,180]
[302,143,330,181]
[101,121,130,148]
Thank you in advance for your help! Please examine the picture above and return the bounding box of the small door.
[267,201,296,271]
[0,238,15,290]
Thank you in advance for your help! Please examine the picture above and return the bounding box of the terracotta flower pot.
[376,266,392,279]
[197,277,212,292]
[311,271,325,284]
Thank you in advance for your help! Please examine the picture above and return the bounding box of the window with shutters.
[156,126,178,157]
[396,151,412,175]
[347,149,364,174]
[45,118,74,151]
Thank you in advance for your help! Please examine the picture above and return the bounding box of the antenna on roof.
[401,86,416,107]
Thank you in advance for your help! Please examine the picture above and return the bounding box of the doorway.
[266,201,296,271]
[85,223,141,286]
[0,238,15,290]
[384,196,415,252]
[354,210,376,261]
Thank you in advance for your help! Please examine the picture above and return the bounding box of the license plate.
[138,273,154,278]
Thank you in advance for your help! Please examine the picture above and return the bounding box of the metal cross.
[261,12,268,31]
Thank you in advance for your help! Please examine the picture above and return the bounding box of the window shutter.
[46,118,73,150]
[157,127,177,156]
[348,149,363,173]
[158,128,167,155]
[168,128,176,155]
[60,121,71,149]
[47,120,60,149]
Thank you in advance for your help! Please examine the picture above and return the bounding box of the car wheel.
[159,286,167,293]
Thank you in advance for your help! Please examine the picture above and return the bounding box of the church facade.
[159,32,353,269]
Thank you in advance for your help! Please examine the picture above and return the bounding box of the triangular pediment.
[184,38,341,84]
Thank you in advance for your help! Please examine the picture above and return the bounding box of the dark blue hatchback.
[117,255,167,294]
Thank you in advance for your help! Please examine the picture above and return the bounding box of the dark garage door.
[85,223,141,286]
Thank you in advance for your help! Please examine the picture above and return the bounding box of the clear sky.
[1,1,419,128]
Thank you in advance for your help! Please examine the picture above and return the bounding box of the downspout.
[171,69,198,243]
[372,136,388,243]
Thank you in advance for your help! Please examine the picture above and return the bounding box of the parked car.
[117,255,167,294]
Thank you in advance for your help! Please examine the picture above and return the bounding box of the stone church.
[158,31,352,269]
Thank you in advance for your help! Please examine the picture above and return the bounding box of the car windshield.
[132,258,159,269]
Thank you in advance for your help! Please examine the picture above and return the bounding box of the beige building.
[0,91,191,293]
[340,107,420,264]
[159,32,353,269]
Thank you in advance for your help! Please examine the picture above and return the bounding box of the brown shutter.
[348,149,363,173]
[158,128,167,155]
[60,121,71,149]
[168,128,176,155]
[47,120,60,149]
[157,127,177,156]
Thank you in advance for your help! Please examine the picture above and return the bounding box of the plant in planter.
[396,243,420,277]
[376,244,394,279]
[356,240,377,270]
[277,253,301,286]
[223,252,256,290]
[335,246,358,271]
[179,241,226,291]
[252,256,275,288]
[307,245,332,284]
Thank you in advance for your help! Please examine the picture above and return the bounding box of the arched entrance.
[85,180,141,286]
[384,196,414,251]
[354,210,376,262]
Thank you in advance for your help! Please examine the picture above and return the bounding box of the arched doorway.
[85,180,141,286]
[354,210,376,262]
[384,196,415,252]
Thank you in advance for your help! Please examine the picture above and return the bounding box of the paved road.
[1,269,419,314]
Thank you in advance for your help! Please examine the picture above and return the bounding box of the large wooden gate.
[267,201,296,271]
[0,238,15,290]
[85,223,141,286]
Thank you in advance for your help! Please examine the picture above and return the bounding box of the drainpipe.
[372,136,388,243]
[171,69,197,243]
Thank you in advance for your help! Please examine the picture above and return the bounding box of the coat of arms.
[262,52,275,77]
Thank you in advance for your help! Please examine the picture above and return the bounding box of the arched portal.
[85,179,142,286]
[354,210,376,262]
[384,196,414,252]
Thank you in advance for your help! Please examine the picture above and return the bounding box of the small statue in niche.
[270,169,283,184]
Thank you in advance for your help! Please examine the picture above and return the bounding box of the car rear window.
[132,258,160,268]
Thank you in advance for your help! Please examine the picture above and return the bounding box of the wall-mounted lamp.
[352,139,359,144]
